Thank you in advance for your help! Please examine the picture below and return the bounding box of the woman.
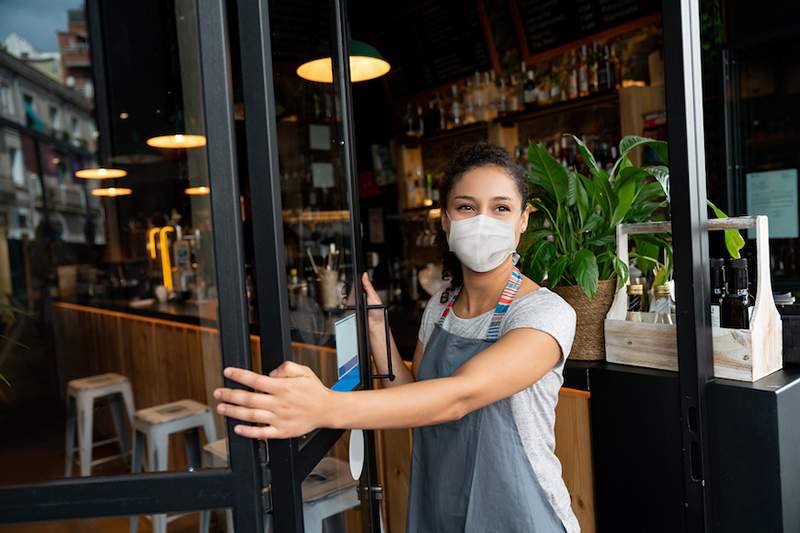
[214,142,579,532]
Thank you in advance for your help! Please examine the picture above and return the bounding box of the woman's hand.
[213,361,334,440]
[361,272,385,333]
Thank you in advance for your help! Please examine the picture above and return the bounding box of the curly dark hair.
[437,142,529,302]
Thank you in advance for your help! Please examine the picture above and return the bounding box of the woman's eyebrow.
[453,195,477,201]
[492,196,513,201]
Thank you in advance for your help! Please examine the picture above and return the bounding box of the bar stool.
[130,399,217,533]
[199,438,364,533]
[65,372,135,477]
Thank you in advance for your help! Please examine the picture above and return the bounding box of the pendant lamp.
[297,39,390,83]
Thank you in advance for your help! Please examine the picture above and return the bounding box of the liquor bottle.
[485,72,497,120]
[589,42,599,93]
[508,73,521,112]
[568,50,579,99]
[651,283,673,325]
[416,104,425,136]
[498,76,508,115]
[436,94,446,131]
[463,78,475,124]
[599,44,612,91]
[559,136,569,167]
[405,103,415,136]
[523,69,536,107]
[578,45,589,97]
[610,44,622,89]
[519,62,527,109]
[626,283,643,322]
[721,258,754,328]
[449,84,461,128]
[710,258,726,327]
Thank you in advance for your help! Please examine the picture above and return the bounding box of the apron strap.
[485,267,523,341]
[436,266,524,341]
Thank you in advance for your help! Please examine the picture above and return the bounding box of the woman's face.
[442,164,531,240]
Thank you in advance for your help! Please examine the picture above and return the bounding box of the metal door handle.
[342,294,395,382]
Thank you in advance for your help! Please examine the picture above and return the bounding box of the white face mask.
[446,212,520,273]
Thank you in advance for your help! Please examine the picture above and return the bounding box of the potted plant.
[520,135,670,359]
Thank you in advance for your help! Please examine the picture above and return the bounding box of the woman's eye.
[456,205,474,211]
[495,205,511,212]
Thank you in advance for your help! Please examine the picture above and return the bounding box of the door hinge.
[362,484,384,501]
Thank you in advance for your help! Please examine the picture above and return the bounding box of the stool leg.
[129,430,145,533]
[120,383,135,424]
[201,415,218,443]
[184,428,201,470]
[109,393,129,462]
[199,509,211,533]
[149,429,169,533]
[131,430,146,474]
[65,396,76,477]
[76,394,94,476]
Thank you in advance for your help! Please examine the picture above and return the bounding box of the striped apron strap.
[485,267,523,341]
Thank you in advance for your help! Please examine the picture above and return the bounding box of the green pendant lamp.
[297,39,390,83]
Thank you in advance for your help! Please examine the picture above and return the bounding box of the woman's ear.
[441,210,450,233]
[519,203,532,233]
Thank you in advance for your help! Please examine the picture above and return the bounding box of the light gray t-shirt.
[417,286,580,533]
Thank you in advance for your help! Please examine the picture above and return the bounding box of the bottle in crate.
[721,258,754,329]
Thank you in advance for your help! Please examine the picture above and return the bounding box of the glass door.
[234,0,382,531]
[0,0,266,530]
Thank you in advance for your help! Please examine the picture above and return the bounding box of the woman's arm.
[214,326,560,439]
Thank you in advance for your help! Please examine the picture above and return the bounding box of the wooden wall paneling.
[554,388,596,533]
[199,328,225,438]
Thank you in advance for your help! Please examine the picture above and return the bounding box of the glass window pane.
[0,0,234,486]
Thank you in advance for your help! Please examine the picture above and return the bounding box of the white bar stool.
[198,438,365,533]
[130,399,217,533]
[65,372,135,477]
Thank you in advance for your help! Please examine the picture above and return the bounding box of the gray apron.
[406,267,566,533]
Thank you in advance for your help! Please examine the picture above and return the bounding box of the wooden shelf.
[398,121,490,147]
[497,91,619,126]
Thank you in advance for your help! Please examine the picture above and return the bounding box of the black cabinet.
[708,367,800,533]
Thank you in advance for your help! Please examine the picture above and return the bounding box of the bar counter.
[51,298,597,532]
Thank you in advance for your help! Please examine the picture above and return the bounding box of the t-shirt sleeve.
[418,290,446,348]
[501,290,577,370]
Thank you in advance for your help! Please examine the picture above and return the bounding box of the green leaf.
[632,235,661,275]
[643,165,670,202]
[528,143,570,204]
[573,249,599,300]
[707,199,745,259]
[619,135,669,164]
[581,211,604,233]
[547,254,570,289]
[566,134,601,177]
[611,255,630,285]
[566,169,577,207]
[523,239,556,283]
[611,178,637,225]
[524,228,554,243]
[575,177,589,226]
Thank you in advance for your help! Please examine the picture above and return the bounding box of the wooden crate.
[604,216,783,382]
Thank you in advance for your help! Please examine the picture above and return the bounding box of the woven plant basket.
[553,279,616,361]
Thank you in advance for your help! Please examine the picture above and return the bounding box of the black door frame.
[662,0,714,531]
[237,0,381,530]
[0,0,715,532]
[0,0,266,529]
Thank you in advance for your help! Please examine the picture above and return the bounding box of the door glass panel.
[0,0,233,485]
[267,0,362,392]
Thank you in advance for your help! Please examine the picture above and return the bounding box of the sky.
[0,0,84,52]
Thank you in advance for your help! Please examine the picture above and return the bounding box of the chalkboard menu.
[380,0,492,96]
[518,0,659,56]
